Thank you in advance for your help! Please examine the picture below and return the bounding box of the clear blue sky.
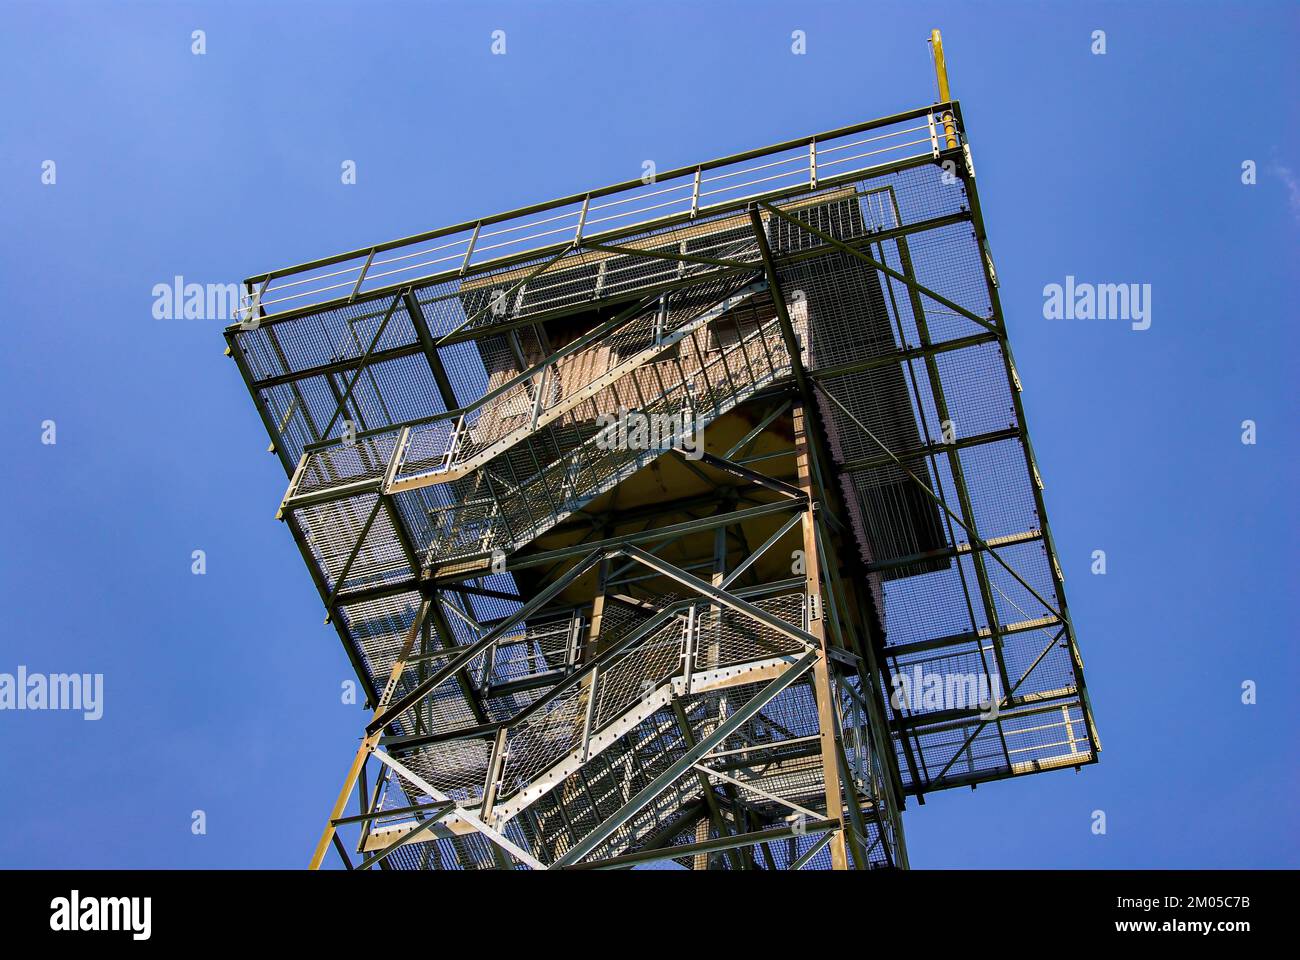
[1,0,1295,868]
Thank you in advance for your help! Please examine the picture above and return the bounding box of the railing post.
[276,452,310,521]
[382,426,411,493]
[574,194,590,243]
[681,604,697,694]
[480,726,509,821]
[442,415,465,472]
[566,612,584,673]
[480,637,496,696]
[241,275,270,327]
[349,248,376,302]
[528,366,549,432]
[809,139,818,189]
[580,664,600,761]
[690,167,702,218]
[460,221,481,275]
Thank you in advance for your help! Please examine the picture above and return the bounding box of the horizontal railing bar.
[245,124,934,310]
[586,179,694,212]
[228,149,947,333]
[700,150,811,185]
[812,123,932,156]
[241,102,953,287]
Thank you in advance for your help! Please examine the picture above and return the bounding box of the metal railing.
[481,609,585,688]
[387,278,766,491]
[419,309,794,564]
[368,585,809,818]
[282,285,796,570]
[237,104,960,323]
[488,590,809,815]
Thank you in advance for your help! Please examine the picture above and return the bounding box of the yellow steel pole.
[930,29,958,149]
[308,597,432,869]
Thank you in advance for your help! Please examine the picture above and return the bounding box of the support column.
[309,597,432,870]
[793,403,849,870]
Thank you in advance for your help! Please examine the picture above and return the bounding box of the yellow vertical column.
[930,29,958,149]
[793,403,849,870]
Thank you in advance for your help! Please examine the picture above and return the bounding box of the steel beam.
[569,818,838,870]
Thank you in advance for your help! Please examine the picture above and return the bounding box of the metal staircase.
[278,274,795,575]
[359,585,869,868]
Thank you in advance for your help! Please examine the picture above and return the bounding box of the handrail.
[485,589,810,814]
[387,280,768,489]
[233,103,962,324]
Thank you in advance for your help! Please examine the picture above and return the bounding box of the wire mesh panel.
[539,717,701,865]
[483,591,812,827]
[488,610,582,685]
[332,590,424,697]
[693,591,807,671]
[725,165,1096,795]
